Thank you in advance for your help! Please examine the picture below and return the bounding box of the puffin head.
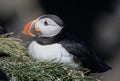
[22,14,64,37]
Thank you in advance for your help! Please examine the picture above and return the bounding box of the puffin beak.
[22,20,35,37]
[35,26,40,33]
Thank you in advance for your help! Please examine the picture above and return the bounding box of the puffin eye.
[44,21,48,26]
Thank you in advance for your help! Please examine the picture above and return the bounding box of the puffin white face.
[35,18,63,37]
[22,14,64,37]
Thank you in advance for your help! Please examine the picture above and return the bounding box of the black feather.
[58,33,112,73]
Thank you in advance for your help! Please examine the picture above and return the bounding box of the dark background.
[40,0,114,42]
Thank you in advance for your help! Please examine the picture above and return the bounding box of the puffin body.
[29,41,79,67]
[22,14,111,73]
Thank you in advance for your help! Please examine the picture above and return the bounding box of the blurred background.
[0,0,120,80]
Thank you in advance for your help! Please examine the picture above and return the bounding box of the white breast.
[28,41,79,67]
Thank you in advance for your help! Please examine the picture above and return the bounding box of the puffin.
[22,14,111,73]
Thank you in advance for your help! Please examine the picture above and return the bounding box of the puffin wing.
[59,39,111,73]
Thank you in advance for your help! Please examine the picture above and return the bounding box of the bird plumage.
[22,14,111,73]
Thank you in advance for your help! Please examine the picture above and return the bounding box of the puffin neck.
[35,29,65,45]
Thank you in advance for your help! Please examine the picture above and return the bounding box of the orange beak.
[22,19,41,37]
[22,20,34,36]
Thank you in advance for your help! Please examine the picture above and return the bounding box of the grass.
[0,33,100,81]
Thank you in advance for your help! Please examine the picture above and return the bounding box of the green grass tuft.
[0,34,100,81]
